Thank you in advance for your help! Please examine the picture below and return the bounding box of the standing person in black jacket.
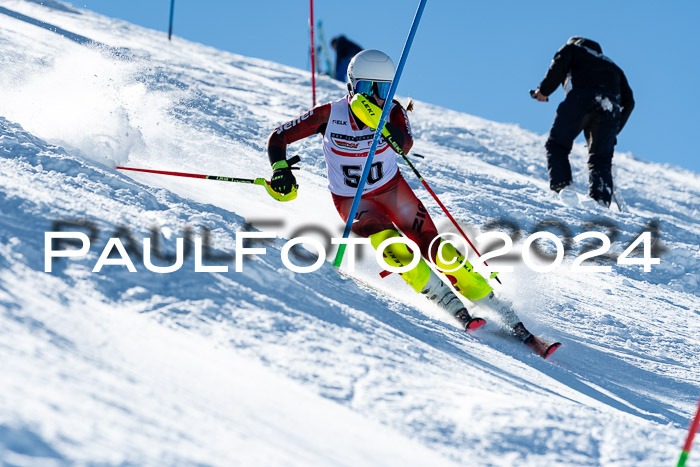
[532,37,634,207]
[330,35,362,82]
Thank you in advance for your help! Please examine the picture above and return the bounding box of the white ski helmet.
[347,49,395,95]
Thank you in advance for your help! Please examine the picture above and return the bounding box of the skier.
[532,36,634,207]
[266,49,539,345]
[330,35,362,82]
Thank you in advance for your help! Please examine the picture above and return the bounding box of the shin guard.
[369,229,431,293]
[434,240,493,301]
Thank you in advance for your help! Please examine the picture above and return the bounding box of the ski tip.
[542,342,562,359]
[465,318,486,332]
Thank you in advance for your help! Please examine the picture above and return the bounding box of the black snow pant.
[544,89,621,206]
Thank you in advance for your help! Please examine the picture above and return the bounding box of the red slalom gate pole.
[309,0,316,107]
[678,396,700,467]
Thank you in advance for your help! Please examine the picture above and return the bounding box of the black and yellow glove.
[270,159,298,195]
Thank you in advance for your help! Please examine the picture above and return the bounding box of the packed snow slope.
[1,1,698,465]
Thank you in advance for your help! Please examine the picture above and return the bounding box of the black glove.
[270,160,297,194]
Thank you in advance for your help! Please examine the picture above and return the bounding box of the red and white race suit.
[267,95,440,261]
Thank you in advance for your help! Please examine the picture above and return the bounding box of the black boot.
[421,271,485,332]
[512,322,534,343]
[455,309,486,332]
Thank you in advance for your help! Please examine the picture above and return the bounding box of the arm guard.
[350,94,413,155]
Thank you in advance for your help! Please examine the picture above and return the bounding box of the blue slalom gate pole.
[333,0,428,267]
[168,0,175,41]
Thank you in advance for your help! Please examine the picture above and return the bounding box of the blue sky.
[75,0,699,173]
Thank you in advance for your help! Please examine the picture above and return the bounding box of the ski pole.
[350,95,501,284]
[678,396,700,467]
[400,149,501,284]
[333,0,428,268]
[116,156,300,202]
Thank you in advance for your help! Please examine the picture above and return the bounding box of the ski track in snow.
[0,1,698,465]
